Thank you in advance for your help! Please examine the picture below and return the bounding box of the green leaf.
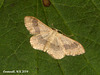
[0,0,4,8]
[0,0,100,75]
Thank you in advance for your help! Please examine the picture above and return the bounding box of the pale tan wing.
[46,35,66,59]
[24,16,52,35]
[30,32,53,51]
[56,33,85,56]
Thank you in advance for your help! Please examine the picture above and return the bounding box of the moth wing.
[30,32,53,51]
[56,33,85,56]
[46,35,65,59]
[24,16,52,35]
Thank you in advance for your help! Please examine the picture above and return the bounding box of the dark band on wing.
[64,42,79,50]
[37,35,62,51]
[32,18,40,34]
[37,35,47,45]
[50,43,62,51]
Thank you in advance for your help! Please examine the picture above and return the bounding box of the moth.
[24,16,85,59]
